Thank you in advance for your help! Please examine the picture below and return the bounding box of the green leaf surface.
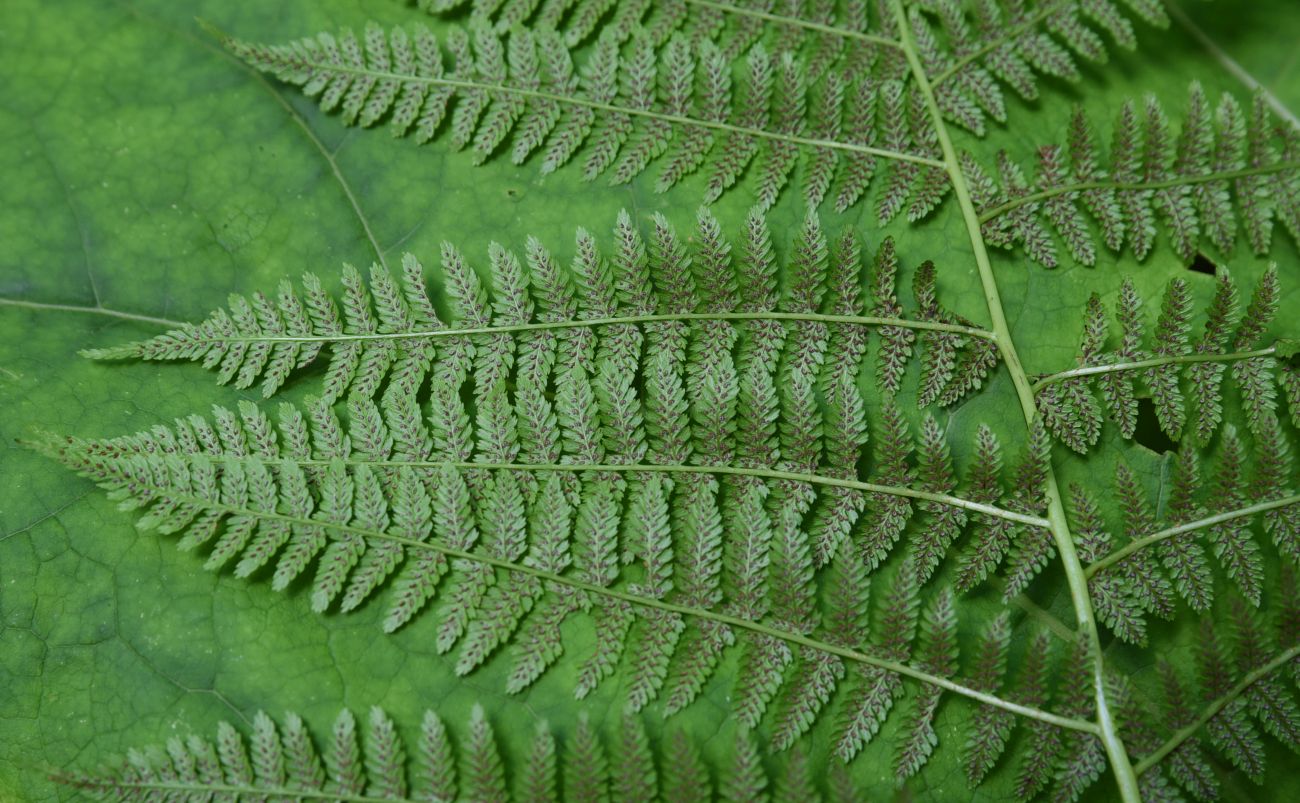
[3,1,1300,801]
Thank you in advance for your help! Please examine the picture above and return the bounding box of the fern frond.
[40,344,1106,771]
[61,700,1035,801]
[919,0,1169,135]
[222,22,940,213]
[428,0,1173,141]
[971,84,1300,267]
[1081,420,1300,644]
[1036,267,1289,451]
[1130,612,1300,792]
[423,0,900,59]
[86,211,997,416]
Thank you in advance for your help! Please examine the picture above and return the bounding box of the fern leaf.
[1035,268,1292,449]
[219,22,945,214]
[611,715,656,803]
[89,212,995,428]
[972,84,1300,267]
[894,588,958,781]
[564,714,610,803]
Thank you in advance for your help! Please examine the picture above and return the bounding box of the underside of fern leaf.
[41,209,1122,787]
[48,181,1300,797]
[223,19,939,214]
[56,703,855,802]
[83,208,997,404]
[32,2,1300,801]
[1035,266,1299,451]
[40,392,1118,783]
[221,9,1300,268]
[969,84,1300,268]
[420,0,1175,138]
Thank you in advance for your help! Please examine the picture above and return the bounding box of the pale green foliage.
[60,705,875,802]
[35,1,1300,801]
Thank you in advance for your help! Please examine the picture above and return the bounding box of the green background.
[2,0,1299,800]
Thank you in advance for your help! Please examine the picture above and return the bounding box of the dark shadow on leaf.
[1187,252,1217,276]
[1133,397,1178,454]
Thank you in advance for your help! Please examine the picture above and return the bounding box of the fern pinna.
[44,202,1300,799]
[222,2,1300,266]
[38,1,1300,801]
[61,704,862,802]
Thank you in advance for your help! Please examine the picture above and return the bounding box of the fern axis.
[890,1,1142,800]
[214,35,943,168]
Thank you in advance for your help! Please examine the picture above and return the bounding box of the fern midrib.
[1084,492,1300,577]
[190,456,1052,527]
[978,162,1300,223]
[263,56,945,166]
[890,2,1142,799]
[154,484,1091,731]
[172,310,997,344]
[1133,642,1300,775]
[1031,344,1282,392]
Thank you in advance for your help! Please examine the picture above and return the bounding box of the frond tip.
[83,209,998,408]
[225,21,939,212]
[55,704,873,801]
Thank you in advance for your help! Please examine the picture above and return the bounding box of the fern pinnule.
[518,719,558,802]
[962,611,1014,786]
[953,425,1014,593]
[894,587,958,781]
[971,85,1300,267]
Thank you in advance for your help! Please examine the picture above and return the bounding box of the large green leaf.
[3,1,1300,801]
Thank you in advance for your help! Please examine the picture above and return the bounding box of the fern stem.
[0,297,186,328]
[238,55,944,168]
[1031,345,1280,393]
[144,487,1091,731]
[1084,493,1300,578]
[206,457,1049,527]
[1133,643,1300,776]
[890,3,1143,799]
[683,0,903,49]
[930,0,1070,86]
[977,162,1300,224]
[159,311,997,344]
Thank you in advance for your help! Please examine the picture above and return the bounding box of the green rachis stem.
[1031,344,1282,393]
[888,2,1143,801]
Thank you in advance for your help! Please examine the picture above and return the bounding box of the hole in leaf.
[1133,397,1178,454]
[1187,252,1217,276]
